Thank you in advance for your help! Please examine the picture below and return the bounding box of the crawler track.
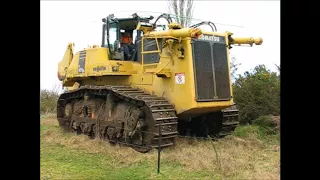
[57,85,239,152]
[220,105,239,137]
[177,105,239,138]
[57,85,178,153]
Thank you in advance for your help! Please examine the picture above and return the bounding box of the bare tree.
[231,57,241,82]
[274,63,280,72]
[274,63,280,78]
[167,0,194,28]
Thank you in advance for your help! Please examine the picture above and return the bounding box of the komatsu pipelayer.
[57,12,263,152]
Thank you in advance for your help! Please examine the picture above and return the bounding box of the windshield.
[106,23,118,49]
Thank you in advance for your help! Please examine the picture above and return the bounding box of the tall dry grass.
[41,118,280,179]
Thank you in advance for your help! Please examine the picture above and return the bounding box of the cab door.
[105,17,120,59]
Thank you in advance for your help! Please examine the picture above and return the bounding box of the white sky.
[40,0,280,90]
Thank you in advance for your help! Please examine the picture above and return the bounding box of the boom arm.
[229,36,263,46]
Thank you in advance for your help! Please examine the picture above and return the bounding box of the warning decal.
[175,73,185,84]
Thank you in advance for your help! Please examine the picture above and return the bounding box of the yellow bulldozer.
[57,12,263,152]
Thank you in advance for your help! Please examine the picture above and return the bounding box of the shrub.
[253,115,280,133]
[233,65,280,124]
[40,85,60,114]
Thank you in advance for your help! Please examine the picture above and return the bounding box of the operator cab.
[101,13,154,61]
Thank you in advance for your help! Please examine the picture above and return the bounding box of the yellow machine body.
[58,27,262,119]
[56,13,263,152]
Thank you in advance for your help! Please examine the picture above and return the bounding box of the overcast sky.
[40,0,280,90]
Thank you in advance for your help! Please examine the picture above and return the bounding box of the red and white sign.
[175,73,185,84]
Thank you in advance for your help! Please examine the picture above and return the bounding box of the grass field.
[40,115,280,180]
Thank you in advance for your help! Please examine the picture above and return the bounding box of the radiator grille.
[191,38,231,101]
[212,43,231,99]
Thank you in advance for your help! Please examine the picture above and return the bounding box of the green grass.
[41,138,219,180]
[40,117,280,180]
[233,124,280,144]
